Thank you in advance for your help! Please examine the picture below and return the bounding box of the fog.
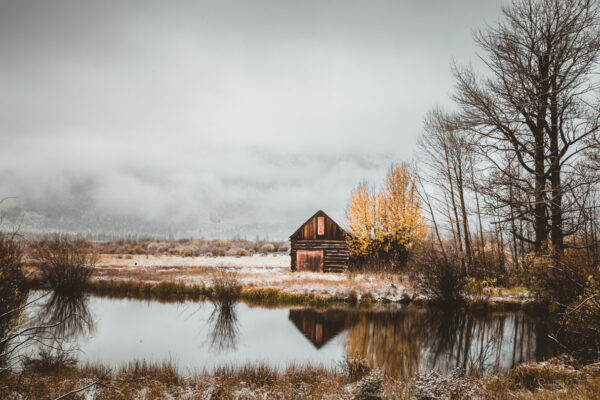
[0,0,505,239]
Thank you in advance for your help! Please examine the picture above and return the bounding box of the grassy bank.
[83,279,350,306]
[82,279,539,311]
[2,355,599,399]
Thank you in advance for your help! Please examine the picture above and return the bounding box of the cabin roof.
[289,209,348,240]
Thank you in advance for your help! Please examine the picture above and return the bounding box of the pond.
[25,293,559,377]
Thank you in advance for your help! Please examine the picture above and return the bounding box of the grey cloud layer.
[0,0,504,238]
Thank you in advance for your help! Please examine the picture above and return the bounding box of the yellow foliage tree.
[380,163,428,254]
[345,163,427,269]
[345,182,379,258]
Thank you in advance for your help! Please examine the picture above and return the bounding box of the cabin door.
[296,250,324,272]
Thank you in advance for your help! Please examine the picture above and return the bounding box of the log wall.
[291,240,349,273]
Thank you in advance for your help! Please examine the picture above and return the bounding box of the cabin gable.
[290,210,348,241]
[290,210,349,273]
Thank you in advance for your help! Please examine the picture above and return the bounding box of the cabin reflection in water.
[288,308,350,348]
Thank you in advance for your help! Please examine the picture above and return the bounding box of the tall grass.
[4,357,600,399]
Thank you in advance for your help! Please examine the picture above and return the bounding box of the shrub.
[175,245,198,257]
[556,274,600,361]
[146,243,159,254]
[527,245,593,307]
[0,232,26,358]
[226,247,249,257]
[345,357,371,381]
[259,243,275,254]
[352,369,385,400]
[0,232,24,313]
[132,245,145,255]
[211,247,226,257]
[410,245,467,306]
[347,290,358,305]
[211,270,242,309]
[22,348,77,373]
[360,292,374,306]
[277,242,290,253]
[34,236,98,295]
[507,354,583,390]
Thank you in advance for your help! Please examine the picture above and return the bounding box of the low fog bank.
[1,151,393,240]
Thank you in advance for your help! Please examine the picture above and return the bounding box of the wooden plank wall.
[291,240,349,273]
[291,211,347,241]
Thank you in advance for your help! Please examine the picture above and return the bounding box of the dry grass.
[23,253,539,309]
[0,361,350,400]
[86,254,414,302]
[2,357,600,399]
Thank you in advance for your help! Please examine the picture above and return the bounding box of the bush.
[410,245,467,306]
[527,246,593,307]
[277,242,290,253]
[352,369,385,400]
[35,236,98,295]
[211,270,242,309]
[146,243,159,254]
[259,243,275,254]
[507,354,583,390]
[22,348,77,373]
[226,247,249,257]
[0,233,24,313]
[211,247,226,257]
[348,254,395,273]
[175,245,198,257]
[556,274,600,361]
[345,357,371,381]
[0,232,26,355]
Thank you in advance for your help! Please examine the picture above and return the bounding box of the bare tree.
[453,0,600,251]
[420,107,485,274]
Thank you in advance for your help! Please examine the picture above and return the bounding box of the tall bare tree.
[453,0,600,251]
[420,108,476,273]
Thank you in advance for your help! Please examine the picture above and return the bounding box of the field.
[90,254,413,302]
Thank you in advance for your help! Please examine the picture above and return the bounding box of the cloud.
[0,0,505,238]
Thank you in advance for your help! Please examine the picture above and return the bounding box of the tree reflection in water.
[344,308,555,377]
[207,304,240,352]
[32,292,96,345]
[6,291,98,368]
[287,307,557,377]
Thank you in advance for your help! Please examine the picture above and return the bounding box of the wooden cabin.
[290,210,349,273]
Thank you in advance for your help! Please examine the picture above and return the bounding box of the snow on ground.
[94,254,530,304]
[95,254,413,300]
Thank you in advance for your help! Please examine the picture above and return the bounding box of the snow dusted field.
[95,254,413,300]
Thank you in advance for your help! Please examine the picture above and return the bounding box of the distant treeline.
[94,237,290,257]
[35,237,290,257]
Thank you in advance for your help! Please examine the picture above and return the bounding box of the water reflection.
[288,308,351,348]
[25,295,557,377]
[207,305,240,352]
[32,293,96,344]
[287,307,555,376]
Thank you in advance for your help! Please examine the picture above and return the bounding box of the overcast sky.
[0,0,506,239]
